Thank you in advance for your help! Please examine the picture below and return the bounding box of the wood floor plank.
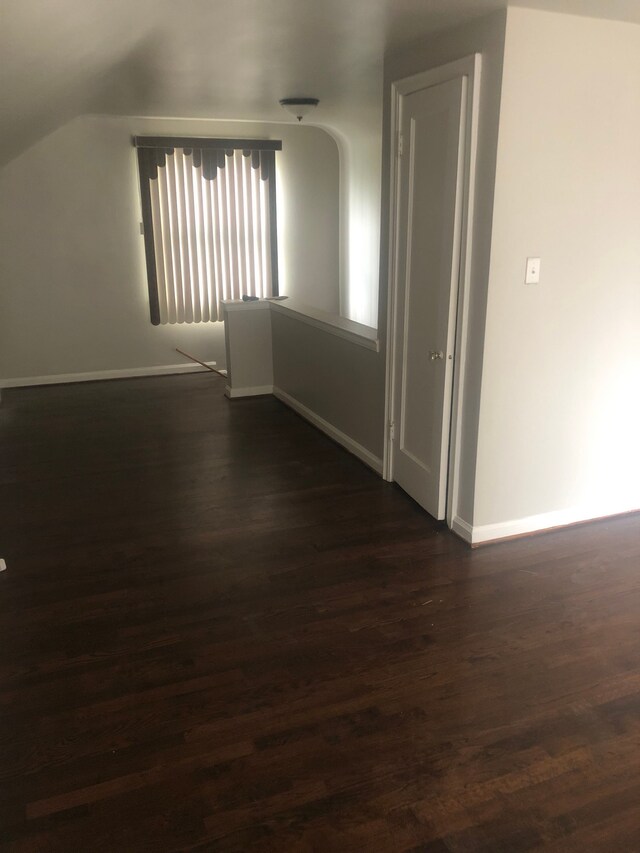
[1,374,640,851]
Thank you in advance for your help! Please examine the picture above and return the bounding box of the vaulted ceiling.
[2,0,640,167]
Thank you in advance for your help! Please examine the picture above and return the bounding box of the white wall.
[223,302,273,396]
[0,115,339,383]
[329,117,383,330]
[474,8,640,535]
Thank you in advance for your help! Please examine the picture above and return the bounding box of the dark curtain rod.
[133,136,282,151]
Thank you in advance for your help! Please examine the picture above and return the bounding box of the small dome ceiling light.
[279,97,319,122]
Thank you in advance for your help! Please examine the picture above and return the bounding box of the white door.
[391,76,466,520]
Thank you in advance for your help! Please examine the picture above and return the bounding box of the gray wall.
[271,311,385,460]
[0,115,339,382]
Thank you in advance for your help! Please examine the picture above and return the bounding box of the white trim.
[222,300,272,313]
[383,54,482,533]
[225,384,274,398]
[470,503,640,546]
[382,70,402,483]
[446,54,482,532]
[273,386,383,474]
[270,299,379,352]
[451,515,474,544]
[1,362,218,389]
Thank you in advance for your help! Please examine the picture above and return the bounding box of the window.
[135,137,281,325]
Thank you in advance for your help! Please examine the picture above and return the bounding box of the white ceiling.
[512,0,640,23]
[2,0,639,165]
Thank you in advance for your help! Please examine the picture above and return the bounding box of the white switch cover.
[525,257,541,285]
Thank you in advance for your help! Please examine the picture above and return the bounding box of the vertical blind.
[136,137,281,325]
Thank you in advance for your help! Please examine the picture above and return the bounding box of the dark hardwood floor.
[1,374,640,851]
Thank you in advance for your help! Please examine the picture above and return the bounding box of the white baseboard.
[470,502,640,545]
[451,515,473,544]
[1,362,218,389]
[225,384,274,398]
[273,386,383,475]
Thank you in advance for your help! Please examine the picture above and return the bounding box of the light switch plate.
[525,257,541,285]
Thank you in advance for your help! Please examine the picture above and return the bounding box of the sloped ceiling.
[1,0,507,166]
[1,0,154,165]
[3,0,640,167]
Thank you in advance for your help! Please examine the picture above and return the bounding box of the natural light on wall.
[340,131,381,330]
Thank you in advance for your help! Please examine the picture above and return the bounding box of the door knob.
[429,350,444,361]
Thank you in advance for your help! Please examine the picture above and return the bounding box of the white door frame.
[383,54,482,529]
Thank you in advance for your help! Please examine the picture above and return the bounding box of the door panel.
[392,76,465,519]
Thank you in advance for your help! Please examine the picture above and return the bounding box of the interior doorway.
[384,55,481,526]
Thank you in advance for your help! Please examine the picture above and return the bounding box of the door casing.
[383,54,482,530]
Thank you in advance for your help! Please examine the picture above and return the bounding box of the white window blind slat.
[251,163,265,298]
[193,160,212,323]
[218,156,231,303]
[156,166,177,324]
[206,178,222,321]
[176,151,193,324]
[235,152,249,296]
[260,171,272,297]
[148,177,168,325]
[225,156,239,302]
[242,153,255,297]
[164,153,186,324]
[182,152,200,323]
[139,141,278,325]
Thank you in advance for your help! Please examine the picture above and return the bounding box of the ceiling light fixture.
[279,97,319,122]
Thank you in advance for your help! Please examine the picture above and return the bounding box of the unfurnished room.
[1,0,640,850]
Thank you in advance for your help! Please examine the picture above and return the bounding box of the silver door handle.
[429,351,444,361]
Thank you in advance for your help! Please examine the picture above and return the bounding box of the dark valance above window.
[134,136,281,325]
[134,136,282,151]
[134,137,282,183]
